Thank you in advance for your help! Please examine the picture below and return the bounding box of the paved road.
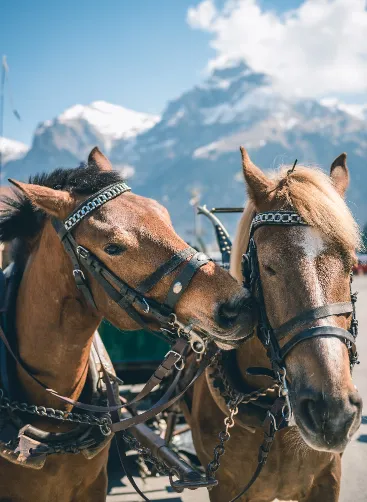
[107,276,367,502]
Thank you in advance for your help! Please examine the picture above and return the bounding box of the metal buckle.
[165,350,185,371]
[267,410,278,432]
[137,297,150,314]
[73,269,86,280]
[190,332,206,354]
[76,246,89,260]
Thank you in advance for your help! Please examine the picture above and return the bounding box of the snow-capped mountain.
[111,62,367,238]
[5,62,367,241]
[4,101,159,182]
[57,101,160,151]
[0,137,29,165]
[320,98,367,122]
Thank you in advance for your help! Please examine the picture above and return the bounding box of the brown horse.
[189,149,362,501]
[0,147,254,502]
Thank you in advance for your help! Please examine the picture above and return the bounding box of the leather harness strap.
[274,302,353,340]
[279,325,357,361]
[165,252,211,309]
[137,248,196,294]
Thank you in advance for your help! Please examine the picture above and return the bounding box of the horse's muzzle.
[295,389,363,452]
[215,289,256,337]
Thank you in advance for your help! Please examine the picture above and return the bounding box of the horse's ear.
[240,147,274,207]
[88,146,112,171]
[330,152,349,197]
[8,179,74,219]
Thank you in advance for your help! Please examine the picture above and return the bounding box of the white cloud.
[187,0,367,98]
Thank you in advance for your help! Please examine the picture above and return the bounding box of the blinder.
[242,210,359,373]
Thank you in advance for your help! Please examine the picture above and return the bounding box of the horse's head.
[9,147,254,347]
[238,148,362,453]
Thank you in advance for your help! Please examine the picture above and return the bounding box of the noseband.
[242,210,359,377]
[51,182,213,349]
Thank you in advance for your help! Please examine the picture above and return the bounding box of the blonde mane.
[230,165,361,282]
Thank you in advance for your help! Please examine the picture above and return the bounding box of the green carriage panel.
[99,320,169,371]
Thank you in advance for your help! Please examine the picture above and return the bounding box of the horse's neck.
[235,334,272,390]
[14,223,101,408]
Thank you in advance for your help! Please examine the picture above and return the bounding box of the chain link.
[206,404,238,479]
[212,355,279,408]
[121,432,170,475]
[0,388,112,435]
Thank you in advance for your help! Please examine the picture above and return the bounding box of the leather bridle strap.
[274,302,353,340]
[137,248,196,294]
[47,338,189,413]
[165,252,212,309]
[111,345,219,432]
[279,326,357,361]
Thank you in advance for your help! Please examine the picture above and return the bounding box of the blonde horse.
[189,149,362,501]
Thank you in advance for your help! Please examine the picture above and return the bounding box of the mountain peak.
[205,61,270,90]
[58,101,160,145]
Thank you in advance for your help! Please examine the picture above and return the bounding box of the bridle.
[208,209,360,502]
[50,181,214,352]
[242,210,358,380]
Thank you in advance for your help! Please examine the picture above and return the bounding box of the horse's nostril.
[216,302,240,328]
[349,391,363,410]
[296,390,362,449]
[299,397,319,433]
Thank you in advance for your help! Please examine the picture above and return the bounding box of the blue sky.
[1,0,364,145]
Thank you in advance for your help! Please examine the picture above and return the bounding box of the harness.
[203,209,359,502]
[0,181,222,499]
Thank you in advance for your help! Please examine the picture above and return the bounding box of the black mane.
[0,162,124,263]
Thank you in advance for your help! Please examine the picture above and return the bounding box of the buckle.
[73,269,86,281]
[76,246,90,260]
[165,350,185,371]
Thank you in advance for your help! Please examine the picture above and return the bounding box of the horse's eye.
[264,264,276,276]
[104,244,125,256]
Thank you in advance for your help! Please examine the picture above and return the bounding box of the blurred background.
[1,0,366,250]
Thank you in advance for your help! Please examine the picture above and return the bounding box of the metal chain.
[213,356,279,407]
[206,403,238,480]
[121,432,169,475]
[0,388,112,435]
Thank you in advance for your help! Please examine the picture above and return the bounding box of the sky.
[0,0,366,146]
